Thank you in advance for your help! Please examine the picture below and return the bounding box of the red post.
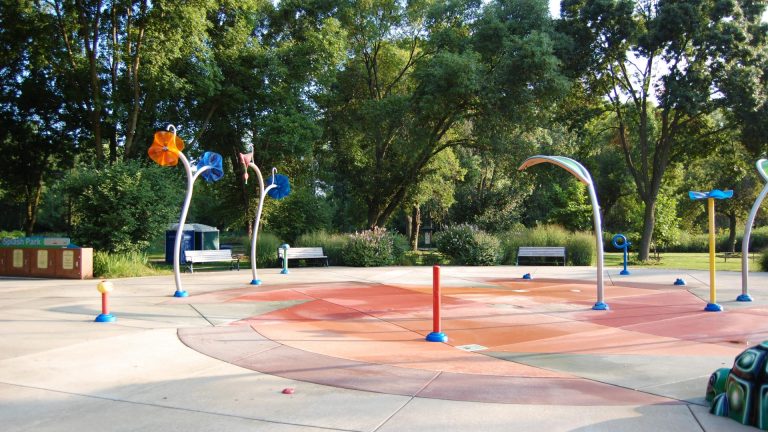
[101,292,109,316]
[426,265,447,342]
[432,265,441,333]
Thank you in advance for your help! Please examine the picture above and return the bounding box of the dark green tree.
[322,0,568,229]
[559,0,768,260]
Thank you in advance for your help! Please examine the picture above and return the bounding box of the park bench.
[184,249,241,273]
[716,252,756,262]
[516,246,566,266]
[277,247,329,267]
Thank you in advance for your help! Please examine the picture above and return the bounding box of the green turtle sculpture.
[707,341,768,429]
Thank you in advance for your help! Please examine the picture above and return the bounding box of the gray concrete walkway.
[0,265,763,431]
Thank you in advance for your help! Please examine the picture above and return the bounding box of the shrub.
[501,225,594,265]
[64,160,182,253]
[295,230,349,265]
[94,251,165,278]
[241,232,283,268]
[435,224,501,265]
[760,249,768,271]
[267,187,332,243]
[566,232,595,265]
[341,227,398,267]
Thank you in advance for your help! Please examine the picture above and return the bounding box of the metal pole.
[705,198,723,311]
[172,153,194,297]
[588,184,607,310]
[740,183,768,301]
[248,163,276,285]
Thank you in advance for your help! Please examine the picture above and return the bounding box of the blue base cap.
[522,273,532,280]
[250,279,262,285]
[673,278,686,286]
[173,290,189,298]
[95,313,116,323]
[280,269,289,275]
[619,270,630,275]
[592,302,609,311]
[705,303,724,312]
[737,294,753,302]
[426,332,448,343]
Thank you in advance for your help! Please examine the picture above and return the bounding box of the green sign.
[0,237,70,248]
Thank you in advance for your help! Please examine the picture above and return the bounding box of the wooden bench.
[516,247,566,266]
[277,247,328,267]
[184,250,241,273]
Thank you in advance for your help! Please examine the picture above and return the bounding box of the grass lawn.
[603,252,760,272]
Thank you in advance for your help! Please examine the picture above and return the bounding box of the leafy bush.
[295,230,349,265]
[243,232,283,268]
[501,225,570,264]
[341,227,398,266]
[501,225,593,265]
[94,251,166,278]
[435,224,501,265]
[566,232,595,265]
[267,187,332,243]
[64,161,182,253]
[760,249,768,272]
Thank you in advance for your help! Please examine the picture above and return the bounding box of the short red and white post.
[426,265,448,342]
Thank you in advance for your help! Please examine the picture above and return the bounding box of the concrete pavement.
[0,265,764,431]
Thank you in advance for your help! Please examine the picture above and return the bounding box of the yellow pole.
[708,198,716,304]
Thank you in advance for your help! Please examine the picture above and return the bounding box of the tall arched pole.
[519,155,608,310]
[740,159,768,302]
[172,152,211,298]
[241,153,277,285]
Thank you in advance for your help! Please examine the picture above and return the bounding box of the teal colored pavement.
[0,265,764,431]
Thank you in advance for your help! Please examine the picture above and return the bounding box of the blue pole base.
[705,303,724,312]
[426,332,448,343]
[250,279,262,285]
[619,270,630,275]
[522,273,532,280]
[95,313,116,323]
[673,278,686,286]
[173,290,189,298]
[280,269,289,275]
[592,302,609,311]
[737,293,754,302]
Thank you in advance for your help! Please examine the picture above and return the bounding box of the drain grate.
[455,344,488,352]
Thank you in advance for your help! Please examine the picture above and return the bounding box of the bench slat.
[183,250,240,272]
[516,247,566,266]
[277,247,328,266]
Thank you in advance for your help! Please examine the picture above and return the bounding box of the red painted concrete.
[177,277,765,405]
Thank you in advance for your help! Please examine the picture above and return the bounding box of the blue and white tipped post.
[280,244,290,275]
[612,234,631,275]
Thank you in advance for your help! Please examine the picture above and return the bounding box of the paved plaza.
[1,265,767,431]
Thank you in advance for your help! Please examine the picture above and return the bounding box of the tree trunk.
[410,205,421,251]
[728,212,737,253]
[23,175,44,236]
[638,197,656,261]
